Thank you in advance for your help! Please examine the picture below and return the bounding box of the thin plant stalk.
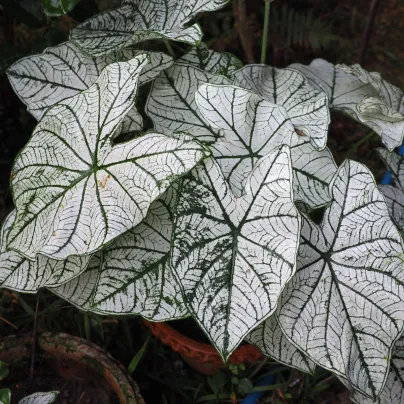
[164,39,175,57]
[342,131,376,160]
[84,312,91,341]
[28,291,41,389]
[261,0,272,64]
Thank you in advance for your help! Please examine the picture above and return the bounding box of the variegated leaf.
[277,160,404,399]
[8,56,209,260]
[350,337,404,404]
[179,43,243,79]
[290,141,336,208]
[338,64,404,114]
[195,84,337,207]
[70,0,230,56]
[248,315,316,374]
[51,257,100,311]
[52,191,188,320]
[19,391,59,404]
[146,63,230,143]
[7,42,173,120]
[291,59,404,151]
[233,65,330,150]
[0,211,90,292]
[377,149,404,232]
[171,146,301,360]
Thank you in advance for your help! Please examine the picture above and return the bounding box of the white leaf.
[277,160,404,399]
[8,56,209,260]
[146,62,230,143]
[50,256,101,311]
[377,149,404,232]
[350,337,404,404]
[338,64,404,114]
[291,59,404,151]
[379,185,404,232]
[0,211,90,292]
[19,392,59,404]
[52,191,188,320]
[171,146,301,360]
[233,65,330,150]
[7,42,173,120]
[290,141,336,208]
[248,315,316,374]
[179,43,243,78]
[195,84,337,206]
[70,0,230,56]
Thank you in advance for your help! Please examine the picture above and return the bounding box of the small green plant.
[1,1,404,403]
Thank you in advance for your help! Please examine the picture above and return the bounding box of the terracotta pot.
[0,332,144,404]
[144,320,264,375]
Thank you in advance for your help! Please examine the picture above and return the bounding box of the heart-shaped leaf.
[277,160,404,399]
[171,146,301,360]
[377,149,404,232]
[0,212,90,292]
[70,0,230,57]
[350,337,404,404]
[291,59,404,151]
[7,42,173,120]
[195,84,337,207]
[52,191,188,320]
[233,65,330,150]
[248,315,316,374]
[43,0,80,16]
[8,56,209,260]
[19,391,59,404]
[146,62,230,144]
[179,43,243,79]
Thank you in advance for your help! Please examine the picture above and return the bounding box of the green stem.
[164,39,175,57]
[343,131,376,160]
[84,312,91,341]
[261,0,272,64]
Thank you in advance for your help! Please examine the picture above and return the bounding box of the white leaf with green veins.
[70,0,230,57]
[290,59,404,151]
[377,149,404,232]
[171,146,301,360]
[195,84,337,207]
[277,160,404,399]
[8,56,209,260]
[19,391,59,404]
[338,64,404,114]
[179,43,243,79]
[233,65,330,150]
[51,257,100,311]
[248,315,316,374]
[7,42,173,120]
[146,63,230,144]
[0,212,91,292]
[52,191,188,320]
[350,337,404,404]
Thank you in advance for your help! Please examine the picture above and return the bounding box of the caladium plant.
[2,0,404,402]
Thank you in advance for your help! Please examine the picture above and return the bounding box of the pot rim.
[0,331,144,404]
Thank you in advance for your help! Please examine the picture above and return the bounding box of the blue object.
[241,373,277,404]
[381,144,404,185]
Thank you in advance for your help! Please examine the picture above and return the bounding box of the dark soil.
[4,357,119,404]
